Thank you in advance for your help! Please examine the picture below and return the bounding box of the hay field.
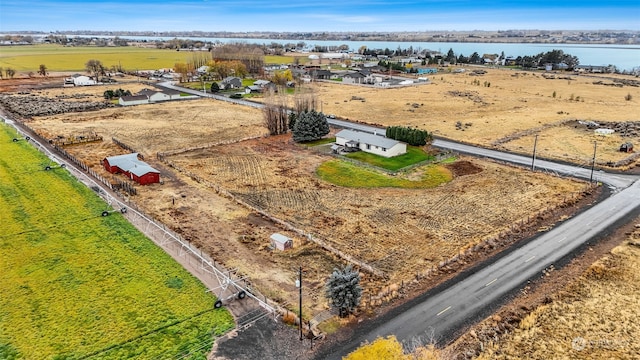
[476,232,640,359]
[307,69,640,165]
[0,44,192,72]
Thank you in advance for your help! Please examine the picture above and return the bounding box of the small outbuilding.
[103,153,160,185]
[620,142,634,152]
[270,233,293,251]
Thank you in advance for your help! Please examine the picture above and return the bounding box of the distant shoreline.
[3,30,639,45]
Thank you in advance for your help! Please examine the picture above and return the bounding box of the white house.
[137,88,181,102]
[118,95,149,106]
[66,74,97,86]
[149,89,181,102]
[335,129,407,158]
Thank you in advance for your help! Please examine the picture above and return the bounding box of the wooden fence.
[112,137,143,159]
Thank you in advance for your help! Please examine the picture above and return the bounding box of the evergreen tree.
[292,110,329,142]
[326,265,362,317]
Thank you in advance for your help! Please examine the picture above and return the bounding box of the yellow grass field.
[0,44,193,72]
[302,69,640,166]
[476,232,640,359]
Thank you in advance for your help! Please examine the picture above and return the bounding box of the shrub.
[385,126,432,146]
[292,110,329,143]
[625,93,632,101]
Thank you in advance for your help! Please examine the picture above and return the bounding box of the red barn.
[103,153,160,185]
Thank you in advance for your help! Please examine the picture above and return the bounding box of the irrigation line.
[3,116,278,316]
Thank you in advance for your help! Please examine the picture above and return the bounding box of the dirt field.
[303,69,640,167]
[471,227,640,360]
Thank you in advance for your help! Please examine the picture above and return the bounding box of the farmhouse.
[118,94,149,106]
[335,129,407,157]
[103,153,160,185]
[220,76,242,89]
[64,74,97,86]
[118,88,184,106]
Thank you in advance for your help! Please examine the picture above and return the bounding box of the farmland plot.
[280,70,640,167]
[0,124,233,359]
[170,136,587,283]
[27,98,268,155]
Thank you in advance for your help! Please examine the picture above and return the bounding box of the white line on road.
[485,278,498,287]
[558,236,567,243]
[525,255,536,263]
[437,306,451,316]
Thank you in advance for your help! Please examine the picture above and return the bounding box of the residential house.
[65,74,97,86]
[342,72,366,84]
[221,76,242,89]
[335,129,406,158]
[310,69,333,80]
[148,88,181,102]
[118,94,149,106]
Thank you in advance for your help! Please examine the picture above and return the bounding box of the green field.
[0,45,303,73]
[316,159,452,188]
[0,44,193,72]
[0,124,233,359]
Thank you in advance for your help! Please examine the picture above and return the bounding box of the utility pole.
[590,141,597,182]
[296,266,303,341]
[531,134,538,171]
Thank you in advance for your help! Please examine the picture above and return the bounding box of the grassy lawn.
[316,159,452,188]
[301,137,337,147]
[345,146,432,171]
[0,124,233,359]
[0,44,192,72]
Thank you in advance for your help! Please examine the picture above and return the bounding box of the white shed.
[270,233,293,251]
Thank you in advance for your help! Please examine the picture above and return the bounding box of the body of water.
[79,35,640,71]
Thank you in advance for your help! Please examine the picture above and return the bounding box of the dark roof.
[336,129,400,148]
[222,76,241,83]
[161,88,181,95]
[120,95,149,102]
[344,72,365,78]
[105,153,159,176]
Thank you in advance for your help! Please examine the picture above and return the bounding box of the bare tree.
[293,85,319,114]
[262,88,289,135]
[85,59,104,81]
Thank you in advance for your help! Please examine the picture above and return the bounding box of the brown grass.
[303,69,640,166]
[475,232,640,359]
[13,70,615,316]
[168,136,586,285]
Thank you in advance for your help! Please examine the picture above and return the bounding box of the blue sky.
[1,0,638,32]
